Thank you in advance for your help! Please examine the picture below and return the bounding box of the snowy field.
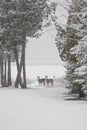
[0,86,87,130]
[0,65,87,130]
[11,64,66,80]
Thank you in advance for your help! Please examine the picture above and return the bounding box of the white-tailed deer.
[45,76,53,86]
[37,76,45,86]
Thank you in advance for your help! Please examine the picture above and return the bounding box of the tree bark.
[4,60,7,86]
[14,53,23,88]
[8,54,11,86]
[14,32,27,88]
[14,49,23,88]
[22,33,27,88]
[1,60,4,87]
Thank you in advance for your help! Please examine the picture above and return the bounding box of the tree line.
[0,0,56,88]
[56,0,87,97]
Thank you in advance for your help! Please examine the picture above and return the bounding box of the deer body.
[37,76,45,86]
[45,76,53,86]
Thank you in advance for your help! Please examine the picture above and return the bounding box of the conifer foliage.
[0,0,55,88]
[56,0,87,97]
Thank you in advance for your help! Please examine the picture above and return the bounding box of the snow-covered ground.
[0,84,87,130]
[0,65,87,130]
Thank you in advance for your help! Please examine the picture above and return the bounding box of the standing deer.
[37,76,45,86]
[45,76,53,86]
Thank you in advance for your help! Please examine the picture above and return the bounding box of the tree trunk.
[14,55,23,88]
[22,33,27,88]
[14,32,27,89]
[4,60,7,86]
[14,46,24,88]
[14,49,23,88]
[22,43,26,88]
[1,60,4,87]
[8,54,11,86]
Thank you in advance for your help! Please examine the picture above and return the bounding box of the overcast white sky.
[26,0,68,65]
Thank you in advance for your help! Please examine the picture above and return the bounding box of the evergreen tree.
[70,0,87,93]
[0,0,55,88]
[56,0,87,97]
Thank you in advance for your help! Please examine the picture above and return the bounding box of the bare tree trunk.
[14,47,24,88]
[22,33,27,88]
[1,60,4,87]
[8,54,11,86]
[15,32,27,89]
[14,56,23,88]
[4,60,7,86]
[22,44,26,88]
[14,49,23,88]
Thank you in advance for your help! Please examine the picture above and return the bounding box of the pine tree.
[0,0,55,88]
[56,0,87,96]
[70,0,87,93]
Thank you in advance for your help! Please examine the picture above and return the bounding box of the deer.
[45,76,53,86]
[37,76,45,86]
